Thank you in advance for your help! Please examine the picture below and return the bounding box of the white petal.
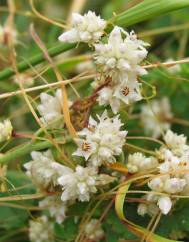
[158,196,172,215]
[58,29,79,43]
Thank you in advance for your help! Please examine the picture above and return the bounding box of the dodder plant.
[1,1,189,242]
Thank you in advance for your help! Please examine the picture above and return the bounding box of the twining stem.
[0,193,45,202]
[0,202,43,211]
[0,134,73,164]
[30,0,66,28]
[139,22,189,37]
[143,58,189,69]
[0,140,52,164]
[0,73,94,99]
[125,143,156,156]
[0,42,75,81]
[0,135,158,164]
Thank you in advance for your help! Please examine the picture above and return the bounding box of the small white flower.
[145,193,159,203]
[37,89,64,127]
[113,79,142,105]
[163,178,186,194]
[97,87,121,114]
[94,26,148,85]
[97,80,142,113]
[137,203,148,216]
[157,196,172,215]
[148,176,166,192]
[137,194,159,217]
[24,150,66,191]
[58,165,114,202]
[94,27,148,113]
[73,139,97,161]
[140,97,172,138]
[39,196,67,224]
[138,194,172,216]
[58,11,106,44]
[157,147,179,163]
[84,219,104,241]
[138,130,189,216]
[0,119,13,142]
[73,110,127,167]
[164,130,188,155]
[29,216,54,242]
[157,148,185,175]
[127,152,158,173]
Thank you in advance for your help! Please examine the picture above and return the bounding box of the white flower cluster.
[29,216,54,242]
[140,97,172,138]
[136,130,189,216]
[163,129,188,156]
[84,219,104,241]
[24,149,115,221]
[127,152,158,174]
[24,150,66,191]
[37,89,63,127]
[58,11,106,44]
[95,27,148,113]
[73,110,127,167]
[39,196,67,224]
[94,27,148,113]
[58,165,115,202]
[137,194,172,216]
[0,119,13,142]
[94,27,148,79]
[58,12,149,114]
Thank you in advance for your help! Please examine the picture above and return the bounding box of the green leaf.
[157,202,189,237]
[0,42,75,81]
[0,171,34,230]
[0,140,52,165]
[54,217,78,241]
[104,208,136,241]
[111,0,189,28]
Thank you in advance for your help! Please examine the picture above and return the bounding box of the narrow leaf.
[115,183,182,242]
[111,0,189,28]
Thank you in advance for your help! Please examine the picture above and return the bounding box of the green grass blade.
[0,42,75,81]
[111,0,189,28]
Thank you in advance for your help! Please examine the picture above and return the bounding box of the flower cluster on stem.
[59,12,149,114]
[73,110,127,167]
[135,130,189,215]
